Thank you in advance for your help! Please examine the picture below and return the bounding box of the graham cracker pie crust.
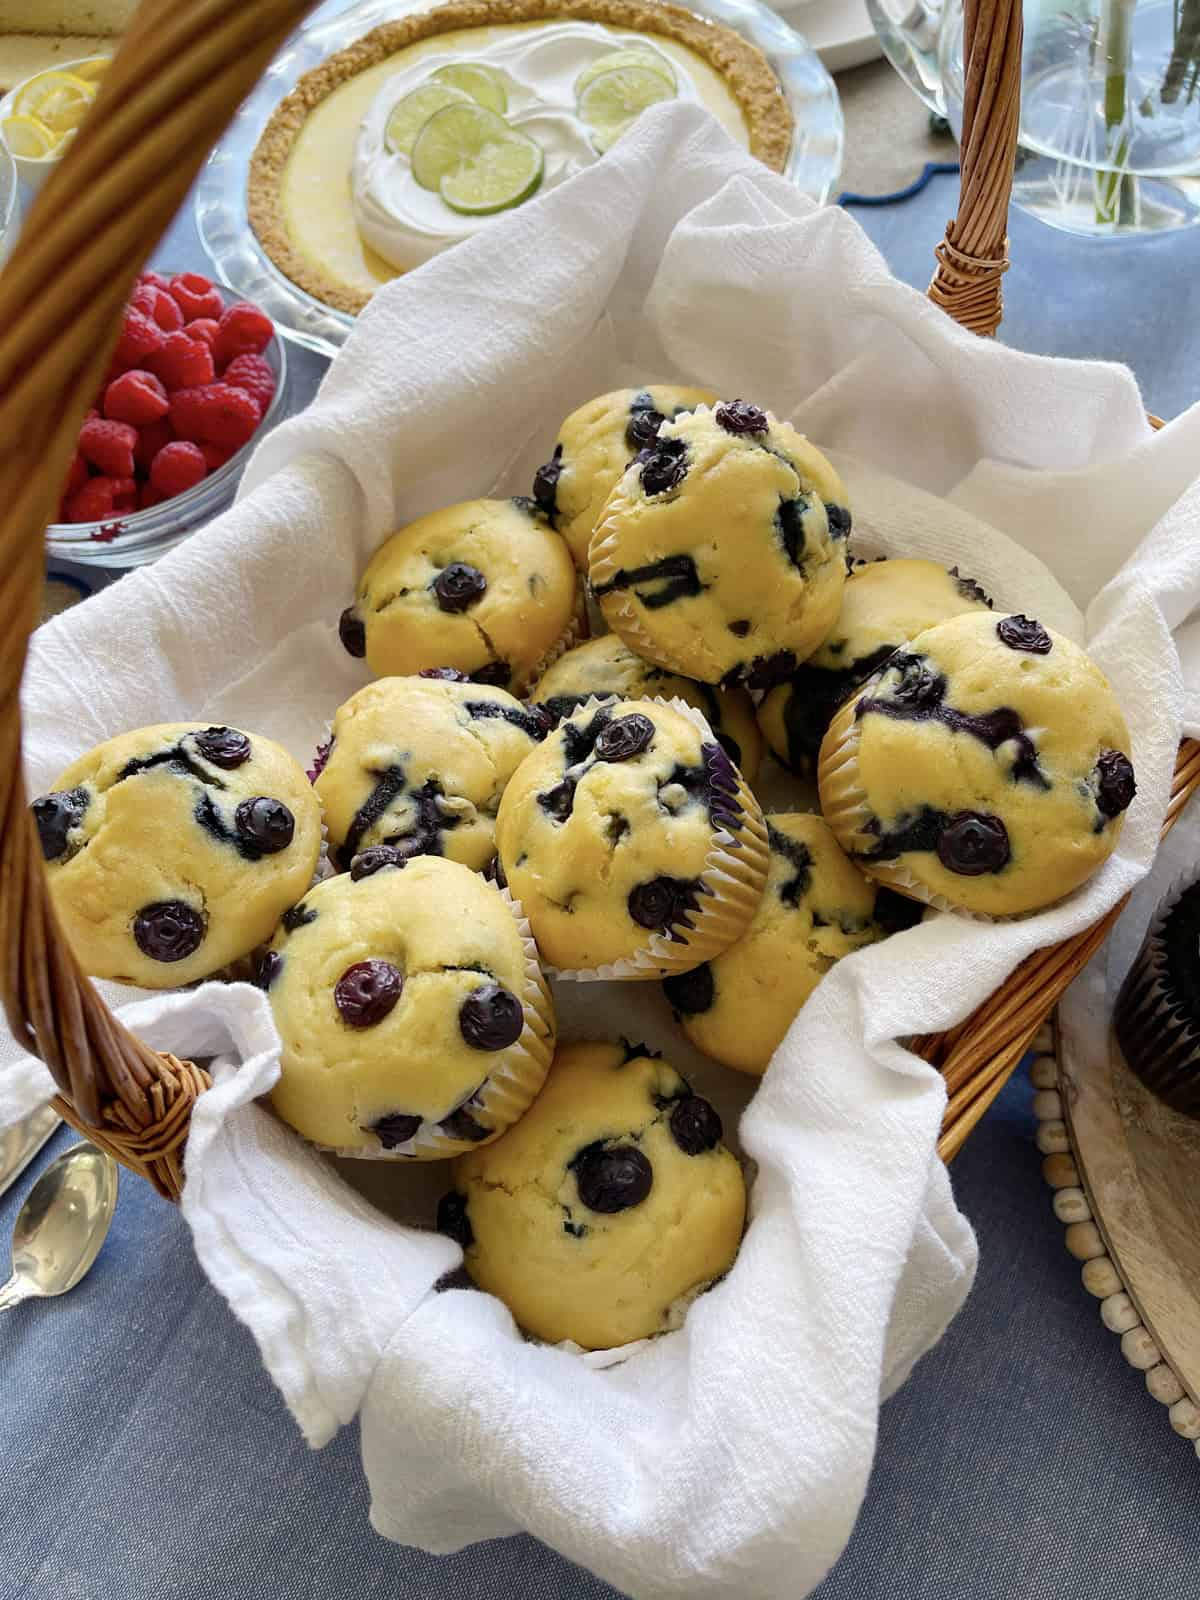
[248,0,794,316]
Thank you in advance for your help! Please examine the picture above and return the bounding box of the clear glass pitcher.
[868,0,1200,233]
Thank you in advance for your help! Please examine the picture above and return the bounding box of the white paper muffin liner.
[315,879,556,1162]
[1114,872,1200,1117]
[513,584,589,695]
[548,696,770,981]
[817,692,997,922]
[587,523,695,679]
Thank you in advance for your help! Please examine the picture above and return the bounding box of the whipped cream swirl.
[352,23,702,271]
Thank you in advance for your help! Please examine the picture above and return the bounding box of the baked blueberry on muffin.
[818,612,1136,917]
[758,558,993,775]
[494,697,768,977]
[532,385,717,568]
[315,675,549,873]
[1114,876,1200,1119]
[528,632,763,781]
[262,855,554,1158]
[588,401,848,688]
[31,723,322,988]
[439,1039,745,1348]
[338,497,577,691]
[663,813,921,1076]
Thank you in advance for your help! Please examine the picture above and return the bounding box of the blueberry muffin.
[589,401,849,688]
[528,633,763,781]
[315,675,550,873]
[758,559,993,775]
[818,612,1136,917]
[262,854,555,1158]
[30,724,322,988]
[532,385,718,568]
[495,698,768,978]
[338,497,578,692]
[439,1040,745,1349]
[663,814,921,1076]
[1115,875,1200,1119]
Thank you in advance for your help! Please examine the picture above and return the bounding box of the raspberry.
[170,383,261,449]
[132,283,185,333]
[150,440,207,497]
[213,301,274,367]
[146,332,215,391]
[139,483,169,510]
[138,270,172,293]
[185,318,220,350]
[63,448,89,499]
[222,353,276,414]
[65,478,119,523]
[199,441,234,472]
[79,416,138,477]
[112,305,165,372]
[103,369,169,426]
[134,418,174,473]
[110,476,138,511]
[168,272,223,321]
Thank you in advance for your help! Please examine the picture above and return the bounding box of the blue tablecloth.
[8,157,1200,1600]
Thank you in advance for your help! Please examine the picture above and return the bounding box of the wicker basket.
[1,0,1196,1199]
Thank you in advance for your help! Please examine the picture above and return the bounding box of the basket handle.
[928,0,1023,335]
[0,0,318,1197]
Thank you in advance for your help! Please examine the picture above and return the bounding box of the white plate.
[775,0,882,74]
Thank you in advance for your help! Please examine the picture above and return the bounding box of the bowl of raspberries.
[46,269,288,565]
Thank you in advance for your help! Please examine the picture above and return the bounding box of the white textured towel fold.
[3,105,1200,1600]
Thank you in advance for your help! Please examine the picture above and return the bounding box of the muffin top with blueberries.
[442,1039,746,1349]
[263,855,554,1159]
[338,497,577,692]
[494,698,767,976]
[528,632,763,781]
[315,674,550,874]
[664,813,921,1077]
[588,401,850,689]
[818,611,1137,917]
[31,722,321,988]
[758,558,994,774]
[532,385,717,569]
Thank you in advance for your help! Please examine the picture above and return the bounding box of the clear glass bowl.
[196,0,844,356]
[0,139,20,269]
[43,306,290,569]
[868,0,1200,236]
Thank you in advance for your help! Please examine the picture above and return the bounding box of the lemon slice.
[431,62,508,115]
[410,102,543,215]
[2,114,57,159]
[577,64,676,153]
[14,70,94,135]
[384,82,473,156]
[574,48,676,98]
[71,57,112,82]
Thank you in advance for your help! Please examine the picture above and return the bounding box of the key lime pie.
[249,0,793,313]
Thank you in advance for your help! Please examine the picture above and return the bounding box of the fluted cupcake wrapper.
[816,692,995,923]
[315,882,556,1161]
[1114,874,1200,1119]
[551,696,770,982]
[513,582,590,696]
[587,525,697,680]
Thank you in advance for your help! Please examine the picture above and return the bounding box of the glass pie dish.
[196,0,844,356]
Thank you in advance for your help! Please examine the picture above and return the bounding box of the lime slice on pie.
[431,62,509,115]
[575,48,677,97]
[384,82,473,156]
[577,64,676,153]
[410,102,543,215]
[2,113,57,159]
